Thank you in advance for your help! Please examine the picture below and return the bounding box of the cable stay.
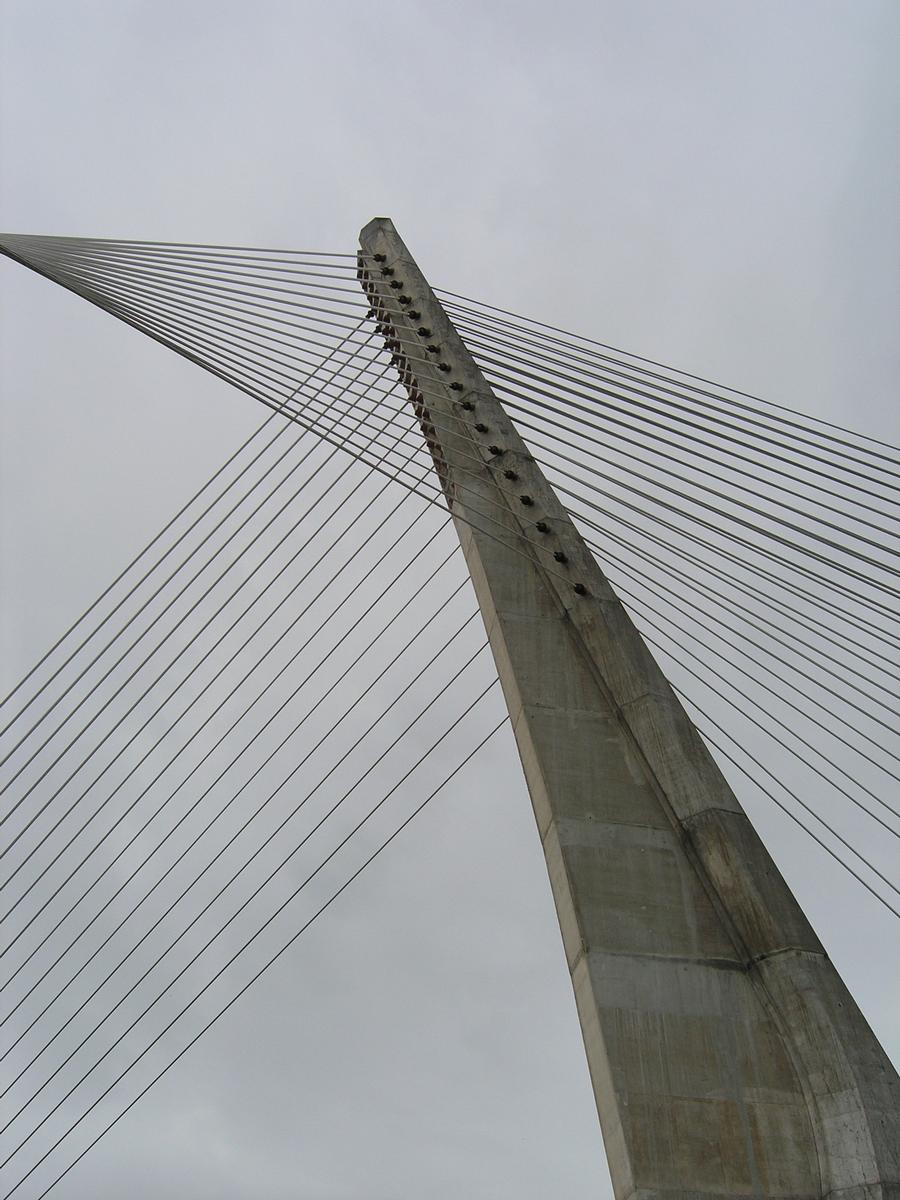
[435,287,900,462]
[0,662,501,1187]
[0,479,454,969]
[0,556,467,1060]
[2,717,508,1200]
[1,232,898,1199]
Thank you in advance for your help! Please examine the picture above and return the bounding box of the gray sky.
[1,2,898,1197]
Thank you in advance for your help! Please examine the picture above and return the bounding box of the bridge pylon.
[358,217,899,1200]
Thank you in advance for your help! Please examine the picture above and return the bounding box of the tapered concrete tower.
[359,219,898,1200]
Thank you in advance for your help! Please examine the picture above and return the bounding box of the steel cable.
[0,656,497,1176]
[0,549,465,1065]
[0,323,377,737]
[0,338,400,817]
[0,610,483,1125]
[0,451,451,971]
[0,469,432,946]
[436,288,900,462]
[3,715,507,1200]
[0,327,380,781]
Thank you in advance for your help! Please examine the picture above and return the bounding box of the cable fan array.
[0,233,898,1198]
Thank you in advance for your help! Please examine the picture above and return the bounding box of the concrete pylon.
[358,219,898,1200]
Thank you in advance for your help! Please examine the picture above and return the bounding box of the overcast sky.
[1,3,898,1198]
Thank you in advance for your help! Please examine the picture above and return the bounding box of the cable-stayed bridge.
[0,224,897,1199]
